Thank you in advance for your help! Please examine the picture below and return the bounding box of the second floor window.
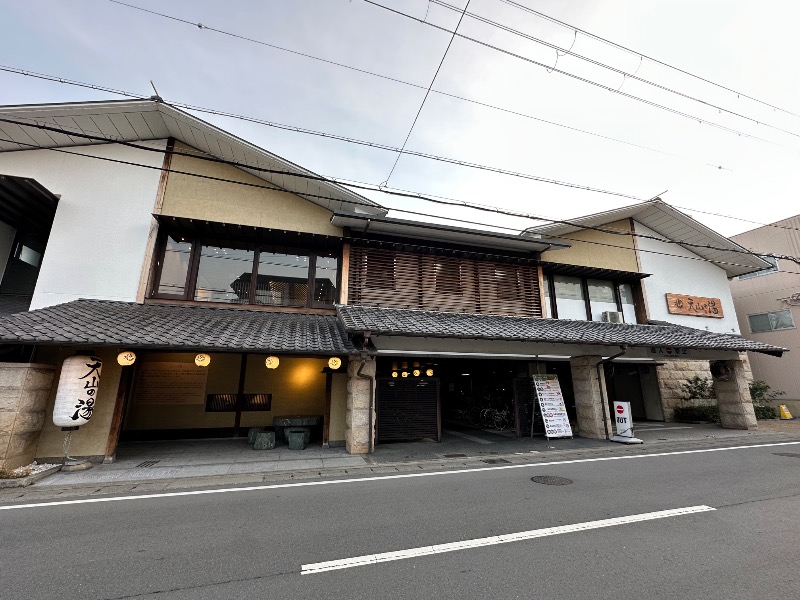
[152,232,339,308]
[544,274,638,323]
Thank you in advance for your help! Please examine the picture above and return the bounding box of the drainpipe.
[595,345,628,440]
[356,330,375,453]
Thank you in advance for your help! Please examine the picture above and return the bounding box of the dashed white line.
[301,505,716,574]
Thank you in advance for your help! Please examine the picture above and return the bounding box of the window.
[17,245,42,267]
[434,260,463,295]
[152,232,339,308]
[748,309,795,333]
[553,275,587,320]
[739,256,778,280]
[546,274,639,323]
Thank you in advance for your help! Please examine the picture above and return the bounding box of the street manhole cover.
[773,452,800,458]
[531,475,573,485]
[443,453,468,458]
[135,460,160,468]
[481,458,511,464]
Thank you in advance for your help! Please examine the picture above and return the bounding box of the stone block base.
[253,431,276,450]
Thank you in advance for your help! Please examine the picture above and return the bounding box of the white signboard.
[613,401,634,438]
[531,374,573,439]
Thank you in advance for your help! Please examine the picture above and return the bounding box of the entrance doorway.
[605,363,664,421]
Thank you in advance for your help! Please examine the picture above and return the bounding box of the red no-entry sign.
[616,404,625,414]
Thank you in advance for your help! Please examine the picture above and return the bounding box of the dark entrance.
[605,362,664,421]
[376,377,440,443]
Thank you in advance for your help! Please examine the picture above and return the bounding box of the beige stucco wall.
[540,219,639,272]
[34,347,123,461]
[160,142,343,236]
[328,372,348,444]
[124,353,328,430]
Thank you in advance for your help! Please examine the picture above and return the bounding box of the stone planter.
[286,428,310,451]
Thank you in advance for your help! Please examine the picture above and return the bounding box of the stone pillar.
[569,356,611,440]
[0,363,57,470]
[345,356,376,455]
[712,359,757,430]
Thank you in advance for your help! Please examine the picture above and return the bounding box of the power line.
[430,0,800,141]
[0,115,787,262]
[383,0,471,185]
[1,120,796,270]
[90,1,734,171]
[0,111,646,202]
[363,1,795,151]
[496,0,800,119]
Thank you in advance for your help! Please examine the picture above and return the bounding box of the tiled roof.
[337,305,786,356]
[0,300,358,354]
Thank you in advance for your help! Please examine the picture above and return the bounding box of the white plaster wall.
[0,220,17,282]
[635,221,740,334]
[0,141,166,309]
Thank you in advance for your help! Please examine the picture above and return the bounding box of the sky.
[1,0,799,238]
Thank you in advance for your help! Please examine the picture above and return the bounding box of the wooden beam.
[322,371,332,448]
[104,365,134,464]
[339,240,350,304]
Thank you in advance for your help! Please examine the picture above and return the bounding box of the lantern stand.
[60,426,92,471]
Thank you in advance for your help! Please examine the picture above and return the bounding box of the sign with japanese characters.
[649,346,691,358]
[665,293,724,318]
[531,374,573,439]
[53,355,103,428]
[133,362,208,404]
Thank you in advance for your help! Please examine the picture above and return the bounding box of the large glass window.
[157,235,193,297]
[255,252,309,307]
[618,283,637,324]
[152,232,339,308]
[194,245,255,304]
[588,279,618,321]
[314,254,338,306]
[553,275,587,320]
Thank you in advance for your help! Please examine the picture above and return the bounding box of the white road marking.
[442,429,495,444]
[301,505,716,574]
[636,427,693,432]
[1,441,798,512]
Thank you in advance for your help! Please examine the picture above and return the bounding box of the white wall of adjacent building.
[635,221,740,334]
[0,141,166,309]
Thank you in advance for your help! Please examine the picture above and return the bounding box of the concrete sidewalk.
[2,421,798,505]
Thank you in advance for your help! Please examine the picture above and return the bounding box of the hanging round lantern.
[426,368,434,377]
[117,351,136,366]
[401,371,409,378]
[412,369,420,377]
[53,356,103,428]
[265,355,280,369]
[391,371,398,378]
[195,353,211,367]
[328,356,342,370]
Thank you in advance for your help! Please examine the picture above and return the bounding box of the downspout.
[595,345,628,440]
[356,330,375,453]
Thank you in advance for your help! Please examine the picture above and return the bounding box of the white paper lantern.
[195,353,211,367]
[117,351,136,366]
[328,357,342,370]
[53,355,103,428]
[265,356,280,369]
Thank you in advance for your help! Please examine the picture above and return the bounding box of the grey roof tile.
[0,300,357,354]
[336,305,786,356]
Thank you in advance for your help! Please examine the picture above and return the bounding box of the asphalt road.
[2,441,800,599]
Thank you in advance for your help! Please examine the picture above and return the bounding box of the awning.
[0,299,358,354]
[336,304,786,357]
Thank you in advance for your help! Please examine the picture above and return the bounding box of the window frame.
[545,273,637,323]
[150,230,341,308]
[748,309,795,333]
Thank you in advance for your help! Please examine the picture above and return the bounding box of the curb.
[0,465,62,489]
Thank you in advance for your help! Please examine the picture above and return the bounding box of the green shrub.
[749,380,785,403]
[680,376,716,401]
[673,405,720,423]
[754,405,778,420]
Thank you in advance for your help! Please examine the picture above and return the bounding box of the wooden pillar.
[323,371,333,448]
[104,365,134,464]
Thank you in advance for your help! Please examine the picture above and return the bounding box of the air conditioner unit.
[602,311,624,324]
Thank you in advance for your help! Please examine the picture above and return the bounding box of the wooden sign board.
[665,293,724,318]
[133,362,208,404]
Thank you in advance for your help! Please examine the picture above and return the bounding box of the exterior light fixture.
[265,355,280,369]
[412,369,420,377]
[195,353,211,367]
[426,368,434,377]
[328,357,342,370]
[392,371,398,378]
[117,351,136,366]
[401,371,409,378]
[53,355,102,428]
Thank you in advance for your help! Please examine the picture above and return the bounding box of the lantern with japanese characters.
[53,355,103,428]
